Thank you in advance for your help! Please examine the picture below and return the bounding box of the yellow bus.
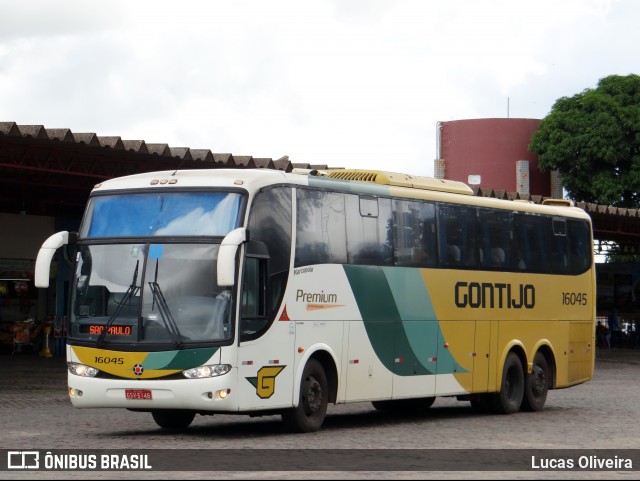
[35,168,595,432]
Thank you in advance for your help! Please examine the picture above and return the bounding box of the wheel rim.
[506,367,513,398]
[303,376,323,416]
[506,365,520,402]
[531,365,547,397]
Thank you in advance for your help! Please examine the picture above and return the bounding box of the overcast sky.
[1,0,638,176]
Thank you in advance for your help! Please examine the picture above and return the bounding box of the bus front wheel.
[522,351,549,411]
[489,352,524,414]
[282,359,328,433]
[151,410,196,430]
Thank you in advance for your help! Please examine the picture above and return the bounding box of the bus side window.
[437,204,479,268]
[245,186,292,341]
[345,195,393,266]
[490,247,506,268]
[477,208,514,270]
[296,189,347,266]
[240,257,268,337]
[392,199,436,267]
[448,245,461,265]
[515,213,551,274]
[568,219,592,274]
[421,206,437,266]
[551,218,569,274]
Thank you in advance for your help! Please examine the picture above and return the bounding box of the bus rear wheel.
[151,410,196,430]
[522,351,549,412]
[489,352,524,414]
[372,397,435,412]
[282,359,328,433]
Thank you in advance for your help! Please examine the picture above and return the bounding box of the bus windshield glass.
[71,243,233,345]
[80,191,243,238]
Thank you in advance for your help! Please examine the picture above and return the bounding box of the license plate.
[125,389,152,400]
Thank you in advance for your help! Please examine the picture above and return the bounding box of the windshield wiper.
[147,260,183,348]
[97,261,140,347]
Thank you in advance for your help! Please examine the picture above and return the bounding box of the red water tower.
[434,118,560,198]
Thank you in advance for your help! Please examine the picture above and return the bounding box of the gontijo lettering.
[455,281,535,309]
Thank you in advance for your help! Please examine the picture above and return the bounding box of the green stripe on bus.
[343,265,398,373]
[344,265,401,321]
[384,267,439,374]
[344,265,466,376]
[343,265,434,375]
[147,347,219,370]
[383,267,436,320]
[142,350,180,370]
[383,267,466,374]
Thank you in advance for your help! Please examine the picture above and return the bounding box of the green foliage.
[604,245,640,263]
[605,254,640,263]
[529,74,640,208]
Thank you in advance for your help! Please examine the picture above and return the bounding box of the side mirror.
[35,231,77,288]
[217,228,248,287]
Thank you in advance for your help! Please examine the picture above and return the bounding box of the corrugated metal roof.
[472,185,640,219]
[0,121,332,172]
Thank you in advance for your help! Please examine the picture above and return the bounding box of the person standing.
[608,309,622,349]
[596,320,609,349]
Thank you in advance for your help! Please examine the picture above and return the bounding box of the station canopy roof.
[1,121,639,253]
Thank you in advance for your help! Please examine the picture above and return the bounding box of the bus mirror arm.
[35,231,78,288]
[217,228,248,287]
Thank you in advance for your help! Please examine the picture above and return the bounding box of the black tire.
[151,410,196,430]
[282,359,328,433]
[372,397,436,412]
[489,352,524,414]
[522,351,550,412]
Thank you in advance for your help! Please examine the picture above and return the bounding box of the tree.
[529,74,640,208]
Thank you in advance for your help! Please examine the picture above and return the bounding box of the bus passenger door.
[436,320,492,395]
[236,257,296,411]
[472,320,491,393]
[236,323,296,411]
[345,319,394,402]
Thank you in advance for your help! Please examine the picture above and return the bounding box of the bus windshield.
[71,243,233,345]
[80,191,243,238]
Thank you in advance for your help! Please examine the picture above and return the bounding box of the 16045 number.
[94,356,124,365]
[562,292,588,306]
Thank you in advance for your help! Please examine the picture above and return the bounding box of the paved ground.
[1,347,639,479]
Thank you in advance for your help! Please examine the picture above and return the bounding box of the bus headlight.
[68,362,100,377]
[183,364,231,379]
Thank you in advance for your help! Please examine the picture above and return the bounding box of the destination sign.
[80,325,133,336]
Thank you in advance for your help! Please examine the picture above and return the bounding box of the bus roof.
[92,168,294,193]
[290,169,591,221]
[92,168,591,222]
